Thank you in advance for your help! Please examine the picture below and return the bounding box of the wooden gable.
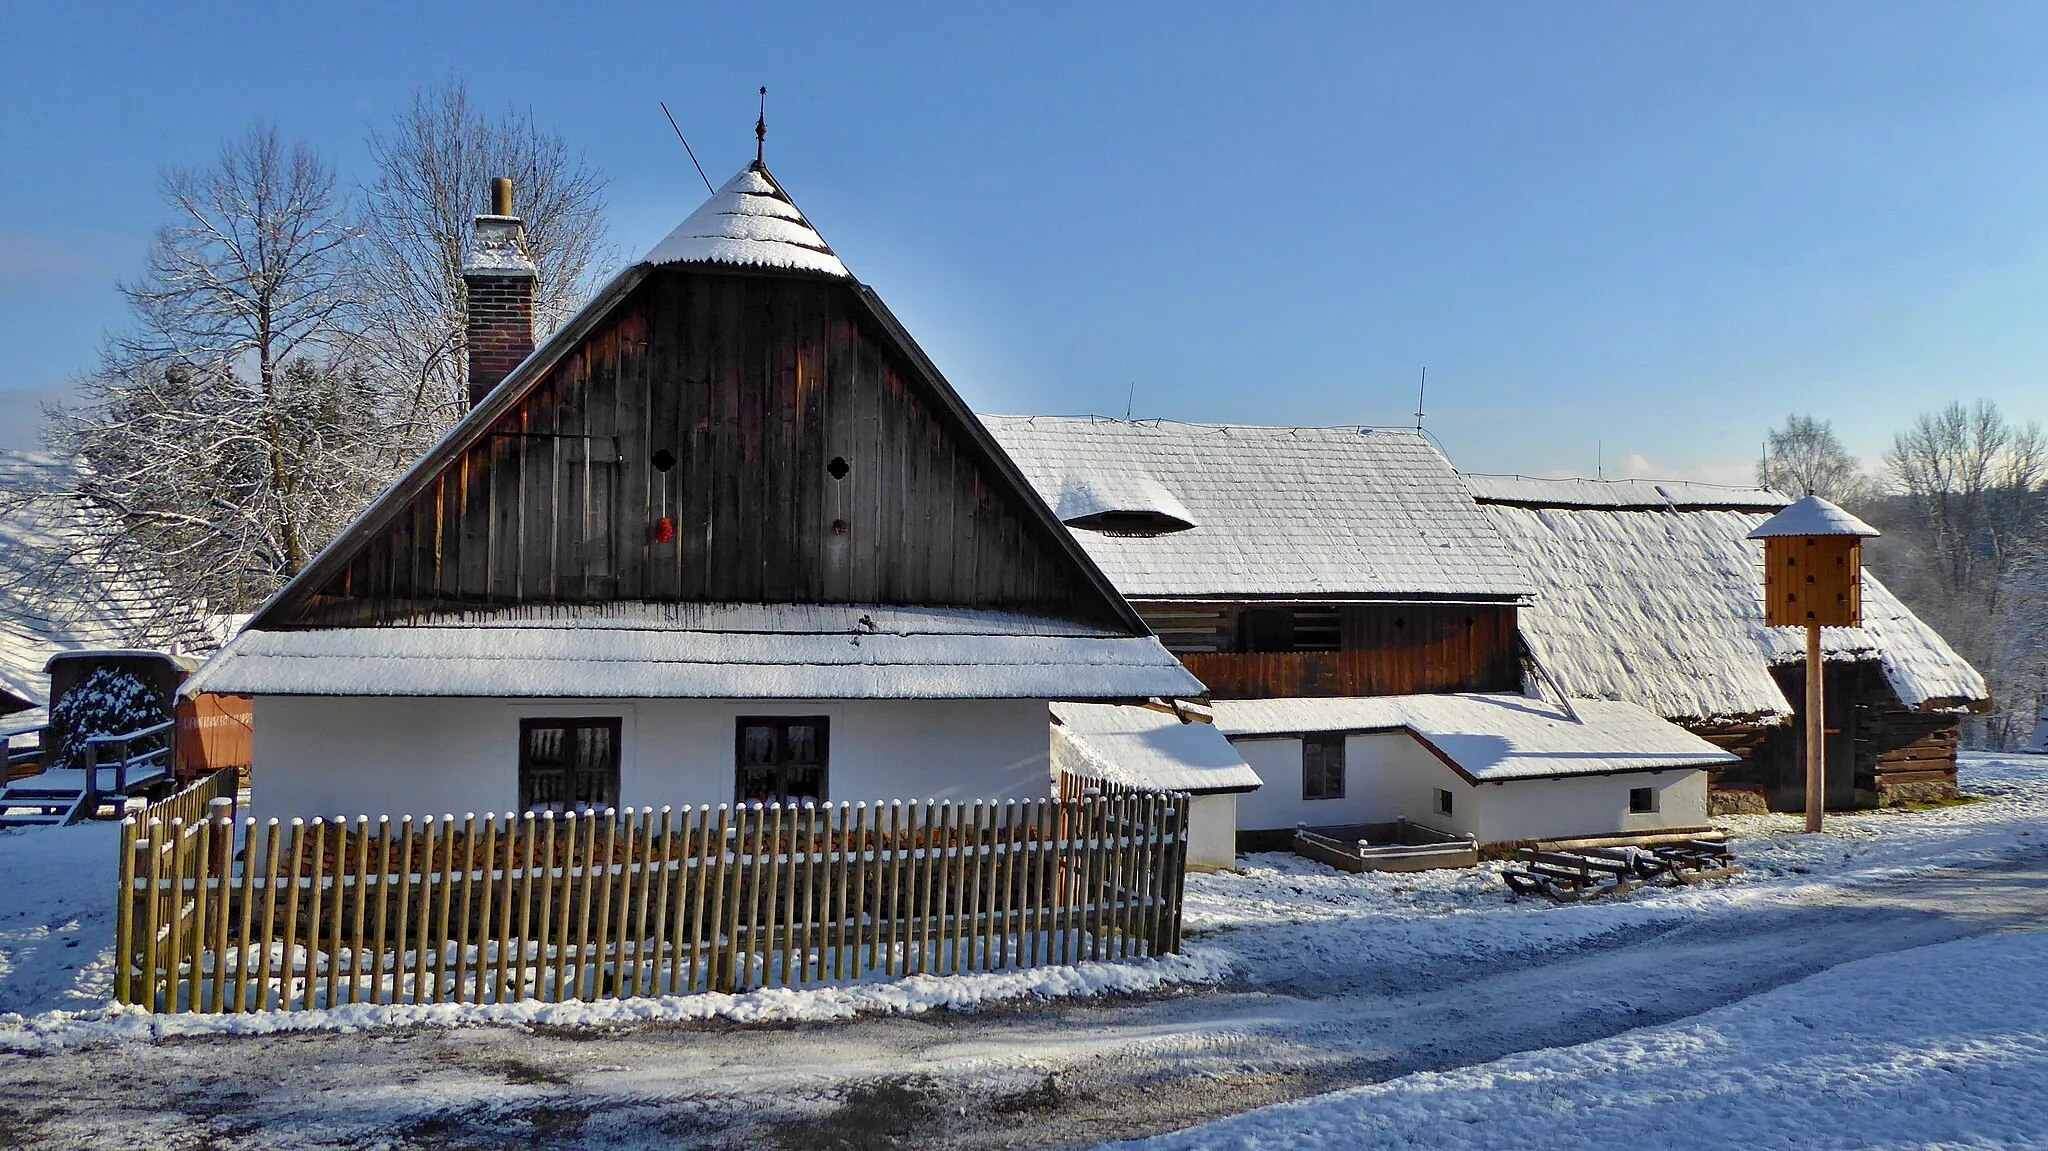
[268,266,1133,631]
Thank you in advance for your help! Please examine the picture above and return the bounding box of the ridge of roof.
[982,415,1436,440]
[1465,473,1791,511]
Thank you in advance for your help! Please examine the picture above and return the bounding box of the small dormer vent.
[1055,472,1196,536]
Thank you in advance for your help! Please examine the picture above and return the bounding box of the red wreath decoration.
[653,516,676,544]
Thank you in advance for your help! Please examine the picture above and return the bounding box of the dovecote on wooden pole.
[1748,494,1881,832]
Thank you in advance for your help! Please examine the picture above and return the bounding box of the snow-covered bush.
[50,667,170,771]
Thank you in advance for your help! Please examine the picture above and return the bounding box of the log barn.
[1466,476,1990,812]
[187,164,1200,822]
[984,417,1734,848]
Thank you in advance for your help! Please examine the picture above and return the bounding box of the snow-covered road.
[1099,926,2048,1151]
[0,755,2043,1149]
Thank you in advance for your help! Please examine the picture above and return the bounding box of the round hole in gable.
[828,456,850,480]
[651,448,677,473]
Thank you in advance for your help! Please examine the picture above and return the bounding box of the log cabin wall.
[287,268,1118,629]
[1699,659,1962,813]
[1135,600,1520,699]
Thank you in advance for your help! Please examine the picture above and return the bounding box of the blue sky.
[4,2,2045,482]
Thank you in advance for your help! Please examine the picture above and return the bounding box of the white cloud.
[1537,453,1756,487]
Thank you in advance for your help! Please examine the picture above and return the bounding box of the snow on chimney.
[462,176,538,411]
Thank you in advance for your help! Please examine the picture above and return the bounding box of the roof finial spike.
[755,86,768,166]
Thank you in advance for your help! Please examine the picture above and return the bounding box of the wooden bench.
[1504,841,1743,900]
[1502,848,1642,902]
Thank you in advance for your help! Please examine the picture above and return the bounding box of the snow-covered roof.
[1471,476,1986,721]
[1051,702,1263,794]
[1747,494,1881,539]
[187,604,1201,701]
[981,418,1530,600]
[642,164,849,278]
[1464,474,1787,511]
[0,451,210,711]
[0,707,45,742]
[1211,693,1736,782]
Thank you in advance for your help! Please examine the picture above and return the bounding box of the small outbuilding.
[0,450,218,772]
[1213,693,1732,847]
[1050,701,1262,870]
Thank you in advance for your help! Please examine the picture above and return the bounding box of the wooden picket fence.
[114,792,1189,1013]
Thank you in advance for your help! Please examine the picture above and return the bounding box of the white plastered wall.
[1235,732,1457,833]
[1231,730,1709,844]
[1185,793,1238,871]
[250,696,1054,822]
[1457,768,1708,844]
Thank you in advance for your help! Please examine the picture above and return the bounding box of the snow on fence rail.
[113,793,1190,1014]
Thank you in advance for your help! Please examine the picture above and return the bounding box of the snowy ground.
[0,754,2041,1148]
[1101,929,2048,1151]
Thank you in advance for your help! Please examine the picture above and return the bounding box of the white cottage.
[187,165,1199,822]
[983,417,1735,848]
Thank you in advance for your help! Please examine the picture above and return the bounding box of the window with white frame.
[1629,786,1657,814]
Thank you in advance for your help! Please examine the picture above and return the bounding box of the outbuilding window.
[737,717,830,805]
[1629,786,1658,814]
[520,717,621,813]
[1303,734,1345,800]
[1434,788,1455,817]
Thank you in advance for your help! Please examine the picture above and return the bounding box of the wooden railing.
[4,734,42,780]
[115,793,1189,1014]
[83,719,176,799]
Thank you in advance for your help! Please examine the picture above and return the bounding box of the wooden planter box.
[1292,819,1479,873]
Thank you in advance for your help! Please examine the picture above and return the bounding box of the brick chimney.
[462,177,538,410]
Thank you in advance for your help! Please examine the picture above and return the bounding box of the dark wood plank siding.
[292,268,1115,628]
[1698,660,1961,811]
[1139,602,1521,699]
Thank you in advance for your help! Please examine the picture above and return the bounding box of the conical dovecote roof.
[642,162,849,278]
[1746,494,1881,539]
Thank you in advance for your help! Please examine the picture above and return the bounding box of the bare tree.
[358,81,612,448]
[1882,400,2046,608]
[41,125,397,621]
[1992,544,2048,748]
[1866,399,2048,747]
[1757,414,1871,504]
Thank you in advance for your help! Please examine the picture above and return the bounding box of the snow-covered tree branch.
[40,126,399,626]
[357,80,613,451]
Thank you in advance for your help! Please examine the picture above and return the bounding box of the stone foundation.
[1876,777,1961,807]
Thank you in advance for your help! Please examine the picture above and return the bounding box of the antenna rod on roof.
[1597,440,1603,480]
[756,86,768,165]
[1126,382,1135,421]
[1415,367,1427,430]
[660,102,717,196]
